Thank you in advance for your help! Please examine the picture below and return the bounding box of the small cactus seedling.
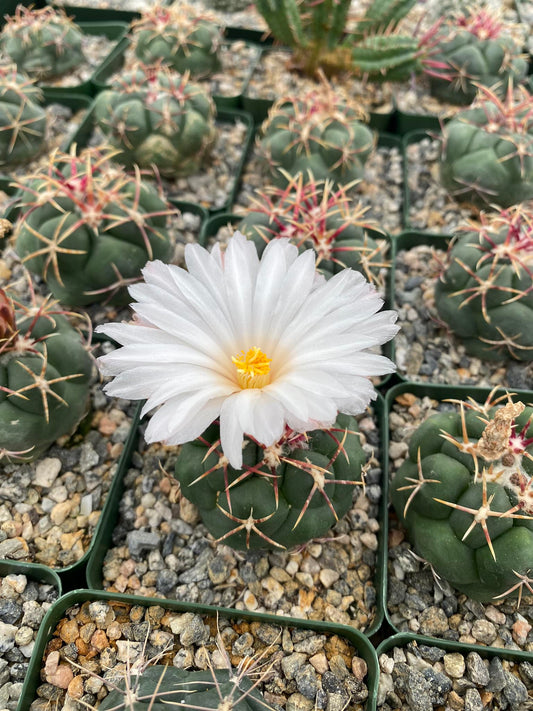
[0,5,85,81]
[440,83,533,208]
[428,6,527,105]
[130,1,223,79]
[176,414,366,550]
[13,145,176,306]
[0,64,46,165]
[391,390,533,602]
[255,0,439,80]
[238,172,389,288]
[93,63,217,177]
[434,205,533,361]
[257,83,376,190]
[0,284,92,462]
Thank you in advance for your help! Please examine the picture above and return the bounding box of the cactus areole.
[0,288,92,462]
[391,392,533,602]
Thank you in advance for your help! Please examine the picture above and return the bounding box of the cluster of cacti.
[255,0,437,80]
[93,63,217,177]
[0,286,92,462]
[434,205,533,361]
[13,146,176,306]
[0,5,85,81]
[238,172,388,287]
[130,1,223,79]
[258,84,376,189]
[440,84,533,208]
[0,64,46,165]
[99,666,267,711]
[176,413,365,550]
[428,7,528,104]
[391,391,533,602]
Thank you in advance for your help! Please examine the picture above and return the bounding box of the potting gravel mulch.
[387,392,533,654]
[393,243,533,389]
[377,640,533,710]
[98,410,382,633]
[30,599,370,711]
[0,573,59,711]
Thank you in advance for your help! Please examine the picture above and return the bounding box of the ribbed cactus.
[0,286,92,462]
[428,7,528,104]
[0,6,85,81]
[440,84,533,208]
[391,392,533,602]
[93,64,217,177]
[99,667,266,711]
[258,85,376,190]
[176,414,365,550]
[434,206,533,361]
[238,173,388,288]
[130,2,222,79]
[13,146,175,306]
[0,64,46,165]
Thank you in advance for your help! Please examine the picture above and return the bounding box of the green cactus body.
[0,289,92,462]
[0,6,85,81]
[99,666,266,711]
[238,175,388,288]
[258,87,375,190]
[93,65,216,177]
[440,86,533,208]
[13,147,175,306]
[130,2,222,78]
[429,9,527,105]
[0,65,46,165]
[175,414,365,550]
[434,206,533,361]
[391,394,533,601]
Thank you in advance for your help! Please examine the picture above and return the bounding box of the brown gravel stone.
[66,675,84,700]
[59,620,79,644]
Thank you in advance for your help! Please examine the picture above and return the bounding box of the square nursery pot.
[45,2,143,24]
[200,212,396,387]
[67,101,254,215]
[241,46,395,132]
[390,231,533,391]
[91,31,262,111]
[0,560,62,711]
[375,631,533,710]
[21,588,379,711]
[402,129,483,235]
[84,392,389,640]
[384,381,533,656]
[0,91,91,208]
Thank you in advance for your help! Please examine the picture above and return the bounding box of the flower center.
[232,346,271,389]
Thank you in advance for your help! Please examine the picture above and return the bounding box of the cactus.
[238,173,389,288]
[0,284,92,462]
[13,146,176,307]
[176,413,366,550]
[255,0,437,80]
[440,83,533,209]
[434,205,533,361]
[428,7,528,105]
[0,6,85,81]
[391,391,533,602]
[92,63,217,178]
[257,83,376,190]
[130,2,222,79]
[99,666,267,711]
[0,64,46,165]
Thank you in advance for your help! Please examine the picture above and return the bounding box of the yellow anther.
[232,346,272,389]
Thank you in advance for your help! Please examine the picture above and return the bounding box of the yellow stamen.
[232,346,272,389]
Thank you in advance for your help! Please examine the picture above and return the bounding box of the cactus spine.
[391,391,533,602]
[0,64,46,165]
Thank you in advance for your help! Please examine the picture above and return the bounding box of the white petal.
[145,392,225,444]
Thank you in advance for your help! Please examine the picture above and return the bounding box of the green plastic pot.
[0,559,62,598]
[92,33,261,111]
[241,46,395,131]
[85,391,389,638]
[384,381,533,642]
[20,588,379,711]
